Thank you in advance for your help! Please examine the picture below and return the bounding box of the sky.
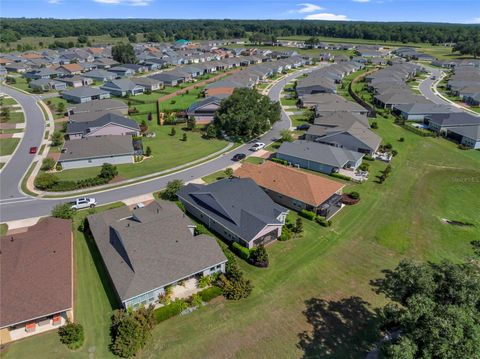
[1,0,479,24]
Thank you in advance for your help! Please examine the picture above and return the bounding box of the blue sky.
[1,0,479,24]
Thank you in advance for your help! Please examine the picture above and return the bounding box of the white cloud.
[472,17,480,23]
[47,0,62,4]
[305,13,349,21]
[353,0,370,2]
[294,3,324,14]
[93,0,152,6]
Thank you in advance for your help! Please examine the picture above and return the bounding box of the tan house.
[0,218,74,344]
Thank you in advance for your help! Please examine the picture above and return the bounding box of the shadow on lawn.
[297,296,380,359]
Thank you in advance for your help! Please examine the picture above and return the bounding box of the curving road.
[0,66,323,222]
[0,87,45,201]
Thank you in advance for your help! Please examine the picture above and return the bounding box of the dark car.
[296,124,310,130]
[232,153,246,161]
[29,146,38,154]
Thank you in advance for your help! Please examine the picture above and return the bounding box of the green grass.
[53,124,228,182]
[0,138,20,156]
[0,223,8,235]
[201,169,228,183]
[0,128,22,134]
[8,77,31,92]
[0,97,17,106]
[242,156,265,165]
[159,87,205,112]
[281,97,298,106]
[45,97,69,119]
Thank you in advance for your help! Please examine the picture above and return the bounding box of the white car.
[71,197,97,210]
[250,142,266,151]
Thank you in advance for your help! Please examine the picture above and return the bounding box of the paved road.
[0,86,45,201]
[0,66,322,222]
[417,67,461,112]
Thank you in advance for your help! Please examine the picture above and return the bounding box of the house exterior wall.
[263,188,310,212]
[60,154,133,170]
[276,153,337,174]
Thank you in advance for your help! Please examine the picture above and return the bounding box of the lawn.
[45,97,69,119]
[201,169,229,183]
[242,156,265,165]
[0,138,20,156]
[53,124,229,182]
[7,76,31,92]
[0,223,7,235]
[281,97,298,106]
[159,87,205,112]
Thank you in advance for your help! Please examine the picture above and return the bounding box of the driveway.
[0,65,326,222]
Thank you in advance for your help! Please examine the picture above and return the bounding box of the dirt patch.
[0,133,13,139]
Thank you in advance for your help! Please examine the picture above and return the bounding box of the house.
[392,103,453,121]
[149,73,184,86]
[0,218,73,344]
[234,162,345,219]
[66,113,140,139]
[24,68,61,80]
[108,66,136,77]
[304,121,381,155]
[276,140,364,175]
[446,125,480,149]
[100,79,145,96]
[61,87,111,103]
[68,98,128,116]
[57,63,84,76]
[29,78,67,92]
[87,200,227,309]
[186,95,226,124]
[4,62,30,73]
[57,75,93,88]
[58,135,135,169]
[425,112,480,134]
[131,77,163,91]
[177,178,288,249]
[83,69,117,82]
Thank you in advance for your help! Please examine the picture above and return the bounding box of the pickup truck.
[71,197,97,210]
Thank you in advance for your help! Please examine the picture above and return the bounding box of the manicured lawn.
[281,97,297,106]
[159,87,205,112]
[45,97,69,119]
[201,169,228,183]
[53,124,229,182]
[0,223,7,235]
[8,76,32,92]
[5,110,25,124]
[0,138,20,156]
[242,156,265,165]
[0,97,17,106]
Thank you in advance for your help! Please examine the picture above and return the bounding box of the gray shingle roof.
[277,140,364,168]
[87,201,227,302]
[426,113,480,127]
[62,86,109,98]
[66,113,139,135]
[68,99,128,114]
[177,178,287,242]
[59,135,134,161]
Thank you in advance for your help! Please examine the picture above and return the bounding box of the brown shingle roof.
[0,218,73,328]
[234,162,345,207]
[59,63,83,73]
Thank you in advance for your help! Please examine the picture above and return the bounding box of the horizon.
[2,0,479,24]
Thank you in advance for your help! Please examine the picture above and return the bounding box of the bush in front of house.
[250,245,269,267]
[160,179,184,201]
[41,157,56,171]
[154,299,188,324]
[198,286,223,302]
[330,173,352,181]
[58,320,84,350]
[51,203,75,219]
[299,209,316,221]
[315,216,331,227]
[35,172,59,190]
[364,155,375,161]
[270,157,288,166]
[349,191,360,200]
[232,242,251,261]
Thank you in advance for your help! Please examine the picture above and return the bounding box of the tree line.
[1,18,479,46]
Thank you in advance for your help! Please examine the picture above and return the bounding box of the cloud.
[93,0,152,6]
[293,3,324,14]
[305,13,349,20]
[471,17,480,23]
[47,0,61,4]
[353,0,370,2]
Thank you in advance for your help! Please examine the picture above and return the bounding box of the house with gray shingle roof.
[393,103,453,121]
[87,200,227,309]
[177,178,288,249]
[446,125,480,149]
[66,113,140,139]
[61,86,110,103]
[100,79,145,96]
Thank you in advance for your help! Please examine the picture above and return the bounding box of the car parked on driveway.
[250,142,266,151]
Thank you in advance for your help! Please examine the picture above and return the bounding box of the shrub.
[154,300,188,323]
[190,293,202,307]
[293,217,304,234]
[399,137,405,142]
[299,209,316,221]
[50,131,64,147]
[198,286,223,302]
[349,191,360,200]
[50,180,79,192]
[232,242,251,261]
[145,146,152,157]
[186,117,196,130]
[99,163,118,180]
[315,216,331,227]
[58,321,84,350]
[330,173,351,181]
[198,274,213,288]
[391,149,398,156]
[364,155,375,161]
[205,124,217,139]
[218,262,253,300]
[250,245,269,267]
[194,223,209,235]
[278,226,292,241]
[51,203,75,219]
[182,133,187,141]
[170,127,176,136]
[371,121,378,129]
[384,143,393,150]
[224,167,234,178]
[41,157,56,171]
[271,157,288,165]
[359,163,370,172]
[160,179,184,201]
[35,172,59,190]
[280,129,294,142]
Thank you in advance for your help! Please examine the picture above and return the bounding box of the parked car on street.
[29,146,38,154]
[71,197,97,210]
[232,153,246,161]
[250,142,266,151]
[296,124,310,130]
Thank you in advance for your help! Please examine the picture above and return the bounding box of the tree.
[214,88,281,140]
[77,35,88,44]
[160,179,183,201]
[186,117,196,130]
[1,106,10,122]
[374,259,480,358]
[182,133,187,141]
[250,245,269,267]
[58,321,84,349]
[218,262,253,300]
[280,129,294,143]
[294,217,304,234]
[99,163,118,180]
[50,131,64,146]
[224,167,234,178]
[111,42,137,64]
[41,157,56,171]
[453,41,480,58]
[110,306,155,358]
[140,120,148,133]
[145,146,152,157]
[205,124,217,139]
[170,127,176,136]
[371,121,378,129]
[128,33,137,43]
[51,202,75,219]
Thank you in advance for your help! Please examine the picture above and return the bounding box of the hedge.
[315,216,331,227]
[270,157,288,166]
[402,124,435,137]
[364,155,375,161]
[299,209,316,221]
[154,299,188,323]
[198,286,223,302]
[330,173,352,181]
[232,242,251,261]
